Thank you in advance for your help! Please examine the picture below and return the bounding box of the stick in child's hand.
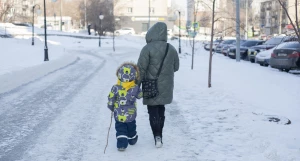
[104,111,114,154]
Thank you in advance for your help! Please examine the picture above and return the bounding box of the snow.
[0,33,300,161]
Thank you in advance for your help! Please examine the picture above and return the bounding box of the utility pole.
[245,0,248,39]
[84,0,87,29]
[236,0,240,62]
[279,4,282,34]
[148,0,150,30]
[192,1,198,70]
[60,0,62,31]
[176,10,181,54]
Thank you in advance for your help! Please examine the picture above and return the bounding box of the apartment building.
[260,0,300,35]
[260,0,286,35]
[114,0,174,34]
[1,0,34,22]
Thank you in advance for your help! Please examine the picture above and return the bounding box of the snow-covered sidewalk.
[0,35,299,161]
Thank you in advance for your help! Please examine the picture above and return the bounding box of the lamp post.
[60,0,62,31]
[32,4,41,46]
[52,0,62,31]
[176,10,181,54]
[99,13,104,47]
[148,0,150,30]
[113,17,120,52]
[44,0,49,61]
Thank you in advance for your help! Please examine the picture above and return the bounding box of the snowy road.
[0,36,300,161]
[0,49,109,160]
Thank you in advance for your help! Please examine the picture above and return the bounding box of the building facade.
[260,0,300,35]
[114,0,174,34]
[260,0,286,35]
[0,0,34,22]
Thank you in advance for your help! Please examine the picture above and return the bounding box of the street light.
[175,10,181,54]
[99,13,104,47]
[113,17,120,51]
[32,4,41,46]
[52,0,62,31]
[44,0,49,61]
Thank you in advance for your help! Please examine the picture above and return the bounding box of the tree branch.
[277,0,300,42]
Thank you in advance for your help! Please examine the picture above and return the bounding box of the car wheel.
[279,69,284,72]
[264,64,269,67]
[260,63,263,66]
[250,59,255,63]
[284,69,290,73]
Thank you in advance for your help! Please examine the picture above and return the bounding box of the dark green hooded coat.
[137,22,180,105]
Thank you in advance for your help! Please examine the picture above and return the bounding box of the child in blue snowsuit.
[107,62,143,151]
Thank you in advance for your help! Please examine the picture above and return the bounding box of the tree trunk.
[208,0,216,88]
[295,0,299,39]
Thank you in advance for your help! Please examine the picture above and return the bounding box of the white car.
[115,27,135,35]
[255,46,276,66]
[141,29,173,37]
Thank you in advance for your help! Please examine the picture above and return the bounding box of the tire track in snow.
[0,51,106,161]
[15,49,125,161]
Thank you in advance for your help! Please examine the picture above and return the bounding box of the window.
[127,7,132,13]
[142,23,148,32]
[265,37,284,45]
[150,7,154,13]
[223,40,235,44]
[242,41,261,47]
[282,42,300,49]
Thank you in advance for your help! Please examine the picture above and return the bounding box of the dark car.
[248,36,298,63]
[270,42,300,72]
[228,40,265,60]
[221,40,247,56]
[215,39,236,53]
[204,39,223,51]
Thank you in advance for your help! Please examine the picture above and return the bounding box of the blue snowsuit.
[107,63,143,149]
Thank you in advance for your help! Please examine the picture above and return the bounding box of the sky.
[173,0,188,20]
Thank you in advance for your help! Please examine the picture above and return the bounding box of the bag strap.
[156,43,169,78]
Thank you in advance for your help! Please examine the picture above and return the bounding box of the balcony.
[266,6,271,10]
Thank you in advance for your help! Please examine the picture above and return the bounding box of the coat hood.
[116,62,140,82]
[146,22,167,43]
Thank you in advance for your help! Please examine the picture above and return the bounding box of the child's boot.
[128,134,138,145]
[117,135,128,151]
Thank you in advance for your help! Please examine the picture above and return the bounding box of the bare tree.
[84,0,118,35]
[277,0,300,42]
[191,0,200,70]
[0,0,13,22]
[208,0,216,88]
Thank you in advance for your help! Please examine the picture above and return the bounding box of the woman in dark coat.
[137,22,180,148]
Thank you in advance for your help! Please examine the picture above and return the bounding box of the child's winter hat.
[116,62,139,82]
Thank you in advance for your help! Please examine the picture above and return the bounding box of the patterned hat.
[117,63,138,82]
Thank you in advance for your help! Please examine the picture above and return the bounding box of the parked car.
[12,22,32,27]
[167,29,174,36]
[204,39,223,51]
[248,36,298,63]
[41,24,53,30]
[270,41,300,72]
[221,40,247,56]
[115,27,135,35]
[255,46,276,66]
[215,39,236,53]
[228,40,265,60]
